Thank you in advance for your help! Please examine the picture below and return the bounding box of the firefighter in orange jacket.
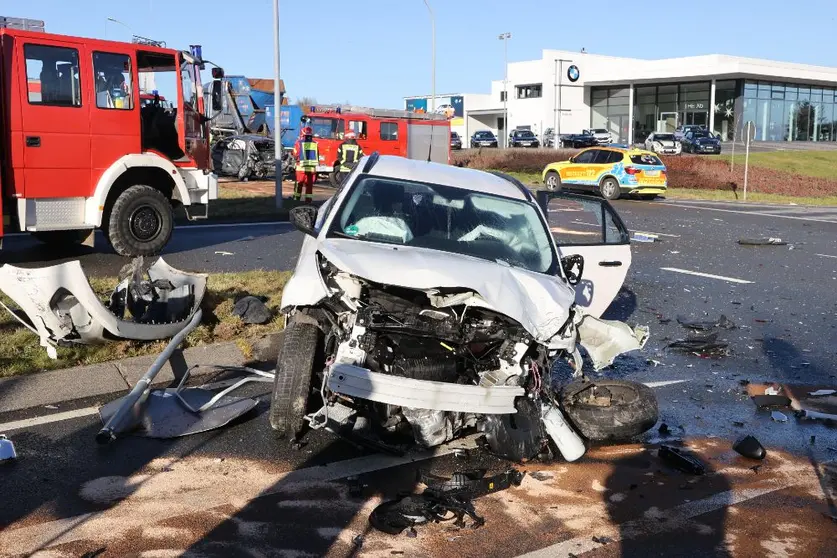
[292,126,318,202]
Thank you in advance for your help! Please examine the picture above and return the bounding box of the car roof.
[578,146,660,156]
[366,155,528,200]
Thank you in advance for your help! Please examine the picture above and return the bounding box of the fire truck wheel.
[329,171,339,188]
[105,185,174,257]
[32,229,91,246]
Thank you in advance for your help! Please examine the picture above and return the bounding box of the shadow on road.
[602,286,638,322]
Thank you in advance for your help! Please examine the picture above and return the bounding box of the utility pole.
[553,58,573,150]
[273,0,283,208]
[423,1,435,112]
[499,32,511,148]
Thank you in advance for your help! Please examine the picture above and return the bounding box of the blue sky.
[22,0,837,108]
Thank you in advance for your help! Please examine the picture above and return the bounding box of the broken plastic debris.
[659,445,705,475]
[232,296,272,325]
[751,394,791,409]
[733,435,766,460]
[771,411,788,423]
[764,386,781,396]
[676,314,736,331]
[0,435,16,462]
[797,409,837,422]
[809,389,836,397]
[738,238,787,246]
[632,233,656,243]
[667,331,728,354]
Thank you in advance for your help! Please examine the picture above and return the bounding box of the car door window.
[593,150,620,164]
[573,150,598,164]
[545,194,629,246]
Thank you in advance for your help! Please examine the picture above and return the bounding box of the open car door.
[538,191,631,318]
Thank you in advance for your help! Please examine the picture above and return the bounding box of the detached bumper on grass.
[0,257,206,358]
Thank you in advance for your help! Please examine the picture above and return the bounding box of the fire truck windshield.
[310,117,344,139]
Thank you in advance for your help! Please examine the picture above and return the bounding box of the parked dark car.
[450,131,462,150]
[559,131,599,149]
[682,129,722,154]
[470,130,498,148]
[509,129,540,148]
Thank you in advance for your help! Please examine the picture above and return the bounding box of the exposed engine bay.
[295,260,650,462]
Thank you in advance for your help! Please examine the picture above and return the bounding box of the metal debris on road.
[751,395,792,408]
[771,411,789,423]
[232,295,272,324]
[667,331,729,355]
[658,445,706,475]
[797,409,837,423]
[738,238,787,246]
[369,468,524,535]
[632,233,656,243]
[0,434,17,462]
[809,389,836,397]
[733,434,766,460]
[764,386,781,396]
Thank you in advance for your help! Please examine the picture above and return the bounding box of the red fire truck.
[303,105,451,186]
[0,17,218,256]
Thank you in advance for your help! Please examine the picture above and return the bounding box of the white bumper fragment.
[576,314,650,370]
[328,364,524,414]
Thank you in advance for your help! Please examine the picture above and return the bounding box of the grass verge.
[0,270,291,377]
[712,150,837,180]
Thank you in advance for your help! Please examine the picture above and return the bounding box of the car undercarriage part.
[369,468,524,534]
[658,445,706,475]
[0,257,207,358]
[96,311,262,444]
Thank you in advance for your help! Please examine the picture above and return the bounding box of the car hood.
[655,139,677,146]
[318,238,577,346]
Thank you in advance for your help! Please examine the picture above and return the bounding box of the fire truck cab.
[0,18,218,256]
[303,105,451,186]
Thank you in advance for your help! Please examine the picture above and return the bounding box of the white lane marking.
[0,406,100,432]
[517,483,801,558]
[643,379,691,388]
[0,436,476,554]
[2,221,293,238]
[661,267,753,284]
[661,201,837,224]
[816,253,837,259]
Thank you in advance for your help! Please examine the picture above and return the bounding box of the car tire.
[269,320,323,439]
[560,380,658,442]
[545,170,562,192]
[600,177,621,200]
[105,185,174,257]
[32,229,92,247]
[329,170,341,188]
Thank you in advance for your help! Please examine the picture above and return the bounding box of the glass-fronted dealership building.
[405,50,837,145]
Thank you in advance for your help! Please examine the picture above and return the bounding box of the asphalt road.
[1,199,836,557]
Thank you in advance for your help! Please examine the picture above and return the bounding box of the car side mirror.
[569,156,576,163]
[289,206,319,237]
[561,254,584,286]
[211,80,223,112]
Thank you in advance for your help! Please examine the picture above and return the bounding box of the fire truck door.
[89,50,141,185]
[378,121,402,157]
[18,40,91,198]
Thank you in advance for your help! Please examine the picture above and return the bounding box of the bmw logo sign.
[567,65,580,82]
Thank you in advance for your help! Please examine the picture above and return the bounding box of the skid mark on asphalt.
[661,267,754,284]
[4,442,830,558]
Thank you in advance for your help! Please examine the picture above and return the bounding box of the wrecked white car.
[271,154,656,462]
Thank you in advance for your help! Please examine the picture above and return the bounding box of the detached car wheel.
[105,184,174,257]
[269,320,322,439]
[600,177,621,200]
[545,170,562,192]
[560,380,658,442]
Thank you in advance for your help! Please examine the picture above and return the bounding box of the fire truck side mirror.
[211,67,225,79]
[211,81,223,112]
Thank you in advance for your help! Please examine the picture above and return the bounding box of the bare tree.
[296,96,318,113]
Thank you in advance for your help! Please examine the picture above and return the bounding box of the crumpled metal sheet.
[0,257,207,356]
[576,314,650,370]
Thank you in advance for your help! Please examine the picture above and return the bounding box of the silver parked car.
[584,128,612,144]
[644,132,682,155]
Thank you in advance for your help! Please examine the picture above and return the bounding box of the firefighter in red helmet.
[292,126,319,202]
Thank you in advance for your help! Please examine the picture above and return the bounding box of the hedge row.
[452,148,837,197]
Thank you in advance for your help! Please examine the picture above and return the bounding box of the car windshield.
[692,131,711,138]
[591,129,608,134]
[328,176,557,274]
[475,131,495,138]
[517,131,535,138]
[310,117,343,139]
[654,134,675,141]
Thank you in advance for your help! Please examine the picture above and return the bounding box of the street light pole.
[553,58,572,150]
[498,32,511,148]
[423,0,435,112]
[106,17,134,37]
[273,0,283,208]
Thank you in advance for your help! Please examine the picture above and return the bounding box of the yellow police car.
[542,146,668,200]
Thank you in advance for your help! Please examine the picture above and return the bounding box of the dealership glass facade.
[592,79,837,143]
